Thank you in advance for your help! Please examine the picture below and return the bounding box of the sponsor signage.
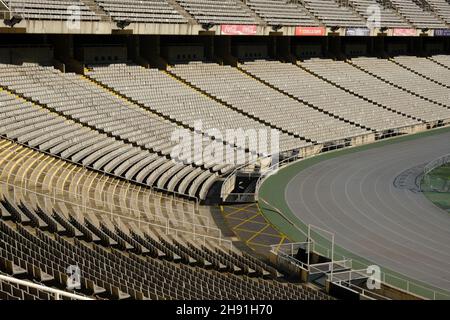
[295,26,326,36]
[392,28,416,36]
[345,28,370,36]
[434,29,450,36]
[220,24,257,35]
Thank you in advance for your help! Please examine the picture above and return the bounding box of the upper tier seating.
[95,0,187,23]
[240,60,420,131]
[9,0,100,20]
[301,58,450,122]
[300,0,367,27]
[388,0,447,28]
[170,61,368,143]
[246,0,319,26]
[348,0,411,27]
[425,0,450,24]
[86,63,306,153]
[176,0,258,24]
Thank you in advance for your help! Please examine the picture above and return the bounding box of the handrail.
[0,145,208,227]
[0,274,93,300]
[423,153,450,176]
[0,181,232,248]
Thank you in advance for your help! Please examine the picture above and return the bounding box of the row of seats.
[245,0,319,26]
[169,61,369,143]
[86,63,306,152]
[350,56,450,107]
[0,138,218,238]
[348,0,411,28]
[388,0,447,28]
[95,0,187,23]
[9,0,100,20]
[240,60,420,131]
[6,0,450,28]
[0,185,331,299]
[0,63,259,200]
[300,57,450,122]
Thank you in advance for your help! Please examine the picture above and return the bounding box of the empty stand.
[425,0,450,24]
[348,0,411,27]
[350,57,450,107]
[246,0,319,26]
[9,0,100,20]
[388,0,447,28]
[0,63,256,199]
[241,60,420,132]
[170,61,369,144]
[300,0,366,27]
[86,63,305,153]
[300,58,450,124]
[391,56,450,86]
[176,0,258,24]
[95,0,187,23]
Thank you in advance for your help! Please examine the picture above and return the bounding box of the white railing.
[0,274,93,300]
[1,179,232,249]
[423,153,450,176]
[0,147,207,227]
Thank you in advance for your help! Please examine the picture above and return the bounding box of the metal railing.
[423,153,450,176]
[260,191,450,299]
[0,274,93,300]
[0,145,207,227]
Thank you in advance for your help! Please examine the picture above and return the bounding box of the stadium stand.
[387,0,447,28]
[240,60,421,132]
[347,0,412,28]
[391,55,450,86]
[170,61,369,144]
[299,0,367,27]
[430,54,450,68]
[94,0,188,23]
[176,0,258,25]
[300,58,450,124]
[350,57,450,106]
[0,63,267,199]
[85,63,305,153]
[0,139,332,300]
[8,0,100,20]
[425,0,450,24]
[245,0,320,26]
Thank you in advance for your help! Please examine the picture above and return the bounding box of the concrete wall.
[81,46,127,64]
[0,46,53,64]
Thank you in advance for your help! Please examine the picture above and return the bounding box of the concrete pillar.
[277,36,291,60]
[140,35,166,69]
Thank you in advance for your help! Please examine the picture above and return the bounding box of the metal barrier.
[0,274,93,300]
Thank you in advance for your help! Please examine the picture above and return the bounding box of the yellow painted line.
[245,224,271,244]
[223,204,256,217]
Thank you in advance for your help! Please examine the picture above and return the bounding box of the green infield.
[422,164,450,213]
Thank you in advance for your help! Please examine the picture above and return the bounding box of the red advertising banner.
[220,25,257,35]
[392,28,416,36]
[295,26,326,36]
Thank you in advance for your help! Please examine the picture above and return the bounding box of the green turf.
[421,164,450,212]
[258,126,450,300]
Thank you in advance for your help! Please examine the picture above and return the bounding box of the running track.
[285,131,450,292]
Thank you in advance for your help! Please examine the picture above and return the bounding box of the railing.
[423,153,450,176]
[0,145,204,225]
[262,195,450,299]
[0,274,93,300]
